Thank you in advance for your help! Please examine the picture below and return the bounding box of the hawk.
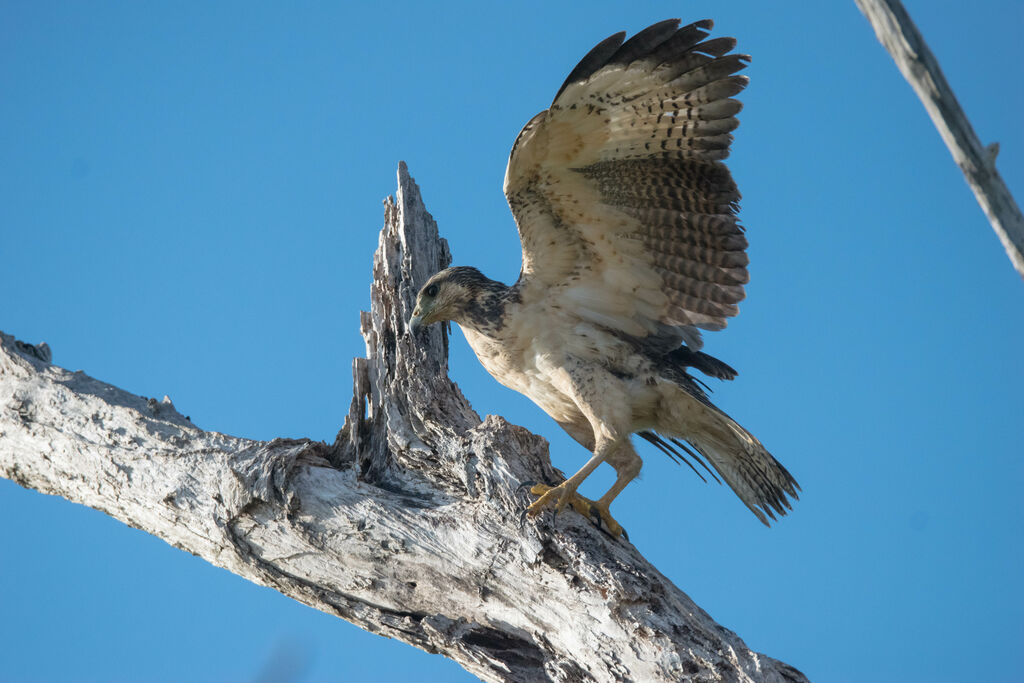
[409,19,798,537]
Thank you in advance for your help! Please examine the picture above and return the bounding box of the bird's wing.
[504,19,750,350]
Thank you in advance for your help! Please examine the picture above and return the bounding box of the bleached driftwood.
[855,0,1024,277]
[0,163,807,683]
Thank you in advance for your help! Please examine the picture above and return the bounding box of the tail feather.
[656,393,799,525]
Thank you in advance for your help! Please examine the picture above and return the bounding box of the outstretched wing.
[504,19,750,350]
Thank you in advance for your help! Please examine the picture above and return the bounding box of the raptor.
[409,19,799,537]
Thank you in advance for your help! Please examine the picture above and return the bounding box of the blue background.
[2,2,1022,681]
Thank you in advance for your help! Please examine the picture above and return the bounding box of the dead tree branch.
[855,0,1024,276]
[0,163,806,683]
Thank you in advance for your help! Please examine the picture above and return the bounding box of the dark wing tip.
[696,36,737,57]
[552,18,718,104]
[638,431,715,484]
[668,347,738,381]
[552,30,626,103]
[607,19,681,66]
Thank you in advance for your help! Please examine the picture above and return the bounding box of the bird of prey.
[409,18,798,537]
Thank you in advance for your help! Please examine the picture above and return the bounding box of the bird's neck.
[454,279,518,337]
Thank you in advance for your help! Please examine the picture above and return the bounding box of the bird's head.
[408,266,485,334]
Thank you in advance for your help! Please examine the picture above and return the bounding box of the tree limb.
[854,0,1024,277]
[0,162,807,683]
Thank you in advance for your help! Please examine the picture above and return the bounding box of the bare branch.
[0,163,807,683]
[855,0,1024,277]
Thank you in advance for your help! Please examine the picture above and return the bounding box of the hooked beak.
[408,313,424,334]
[408,305,430,334]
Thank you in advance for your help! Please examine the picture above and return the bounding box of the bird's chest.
[460,327,523,387]
[459,325,580,422]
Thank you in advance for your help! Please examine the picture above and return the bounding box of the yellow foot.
[526,483,592,517]
[526,484,626,539]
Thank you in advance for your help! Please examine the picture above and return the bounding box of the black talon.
[584,506,628,542]
[591,513,615,539]
[515,480,537,496]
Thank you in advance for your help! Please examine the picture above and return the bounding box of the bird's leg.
[526,431,637,537]
[525,364,634,536]
[587,444,643,539]
[526,447,607,521]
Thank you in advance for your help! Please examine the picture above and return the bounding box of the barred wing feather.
[504,19,751,349]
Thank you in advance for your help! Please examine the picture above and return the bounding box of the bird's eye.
[425,284,439,297]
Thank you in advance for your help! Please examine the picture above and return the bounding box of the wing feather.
[504,19,752,349]
[605,18,682,66]
[551,33,626,102]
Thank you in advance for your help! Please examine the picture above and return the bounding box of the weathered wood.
[0,162,807,683]
[855,0,1024,277]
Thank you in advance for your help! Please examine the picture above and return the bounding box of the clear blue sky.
[2,2,1022,681]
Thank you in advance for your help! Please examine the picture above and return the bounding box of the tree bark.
[855,0,1024,277]
[0,162,807,683]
